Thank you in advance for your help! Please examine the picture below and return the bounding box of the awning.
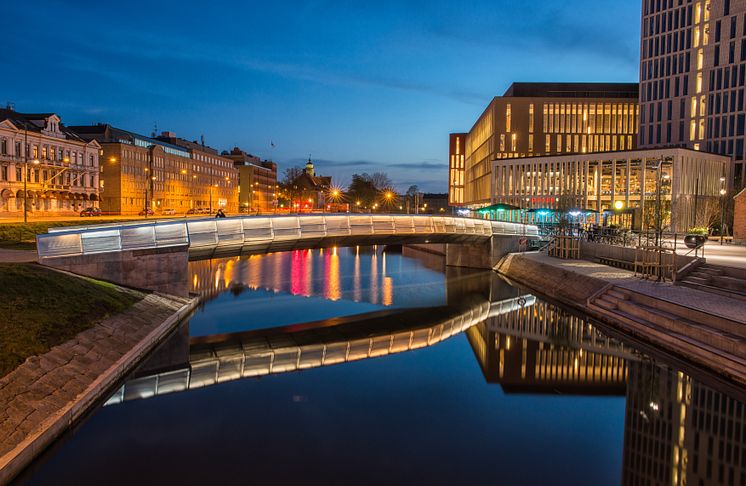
[477,203,522,212]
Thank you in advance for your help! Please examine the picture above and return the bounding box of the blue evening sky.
[1,0,641,192]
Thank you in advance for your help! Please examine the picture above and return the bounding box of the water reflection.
[623,361,746,486]
[17,247,746,486]
[466,300,635,395]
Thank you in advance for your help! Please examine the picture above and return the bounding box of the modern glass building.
[449,82,639,207]
[490,147,729,232]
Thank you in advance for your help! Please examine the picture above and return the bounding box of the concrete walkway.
[0,249,37,263]
[518,252,746,324]
[0,292,197,484]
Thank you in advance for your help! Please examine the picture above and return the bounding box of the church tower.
[305,156,315,177]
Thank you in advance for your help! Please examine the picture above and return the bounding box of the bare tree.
[370,172,392,190]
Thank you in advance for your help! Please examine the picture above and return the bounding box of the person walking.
[215,208,226,218]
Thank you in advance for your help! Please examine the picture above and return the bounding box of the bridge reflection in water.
[106,288,533,404]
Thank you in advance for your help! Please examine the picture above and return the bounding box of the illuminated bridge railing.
[104,294,535,405]
[36,214,540,259]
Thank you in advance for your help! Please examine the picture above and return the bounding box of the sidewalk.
[0,249,36,263]
[514,252,746,324]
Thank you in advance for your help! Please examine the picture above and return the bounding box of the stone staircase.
[589,286,746,381]
[677,262,746,301]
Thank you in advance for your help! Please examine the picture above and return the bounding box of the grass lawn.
[0,263,142,377]
[0,220,134,247]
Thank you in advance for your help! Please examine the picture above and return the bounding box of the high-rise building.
[0,107,101,216]
[449,82,639,207]
[640,0,746,189]
[71,125,238,215]
[223,147,278,213]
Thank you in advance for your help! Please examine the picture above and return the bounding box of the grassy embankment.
[0,220,132,250]
[0,263,141,377]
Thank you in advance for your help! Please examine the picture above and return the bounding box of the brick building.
[71,125,238,215]
[734,187,746,243]
[223,147,278,213]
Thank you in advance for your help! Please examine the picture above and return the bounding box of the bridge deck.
[36,214,539,259]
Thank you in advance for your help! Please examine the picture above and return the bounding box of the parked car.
[186,208,200,215]
[138,208,155,216]
[79,207,102,217]
[162,208,176,215]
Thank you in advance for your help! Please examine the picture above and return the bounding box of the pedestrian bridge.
[104,293,535,405]
[36,214,539,260]
[35,214,540,296]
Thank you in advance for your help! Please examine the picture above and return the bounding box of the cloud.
[285,158,378,168]
[387,162,448,170]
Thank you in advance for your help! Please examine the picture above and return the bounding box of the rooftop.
[502,82,639,99]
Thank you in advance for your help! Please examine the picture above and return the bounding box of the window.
[0,139,6,155]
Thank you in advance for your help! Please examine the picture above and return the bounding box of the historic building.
[223,147,278,213]
[0,107,101,216]
[640,0,746,190]
[449,82,639,207]
[70,125,238,215]
[286,158,332,210]
[490,147,729,232]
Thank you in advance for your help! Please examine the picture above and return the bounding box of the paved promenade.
[0,292,197,484]
[0,249,36,263]
[517,252,746,324]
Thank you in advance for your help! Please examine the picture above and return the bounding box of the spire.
[305,155,315,177]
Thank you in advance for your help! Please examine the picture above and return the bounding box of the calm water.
[17,247,746,486]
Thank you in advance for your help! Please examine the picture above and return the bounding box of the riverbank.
[0,264,141,377]
[0,280,198,484]
[495,252,746,385]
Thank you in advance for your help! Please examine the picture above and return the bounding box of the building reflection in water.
[466,299,634,395]
[466,295,746,484]
[623,361,746,486]
[188,246,444,308]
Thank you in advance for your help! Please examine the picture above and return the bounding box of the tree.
[281,167,304,187]
[347,173,378,209]
[370,172,393,190]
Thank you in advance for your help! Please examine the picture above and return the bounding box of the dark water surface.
[16,247,746,486]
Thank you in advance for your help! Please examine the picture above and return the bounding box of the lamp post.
[720,176,727,245]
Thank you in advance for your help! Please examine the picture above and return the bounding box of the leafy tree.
[347,173,378,208]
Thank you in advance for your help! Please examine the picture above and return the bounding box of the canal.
[16,246,746,485]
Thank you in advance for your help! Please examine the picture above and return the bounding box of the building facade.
[640,0,746,190]
[223,147,278,213]
[0,108,101,216]
[735,187,746,243]
[490,147,729,232]
[450,82,639,207]
[71,126,238,215]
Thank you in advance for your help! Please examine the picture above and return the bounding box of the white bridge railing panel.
[36,214,540,259]
[186,220,219,248]
[271,216,302,240]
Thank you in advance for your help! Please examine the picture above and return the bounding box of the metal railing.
[36,214,540,259]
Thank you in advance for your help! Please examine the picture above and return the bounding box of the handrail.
[37,214,540,259]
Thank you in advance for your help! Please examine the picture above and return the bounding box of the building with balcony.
[70,125,238,215]
[223,147,278,213]
[449,82,639,207]
[0,107,101,216]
